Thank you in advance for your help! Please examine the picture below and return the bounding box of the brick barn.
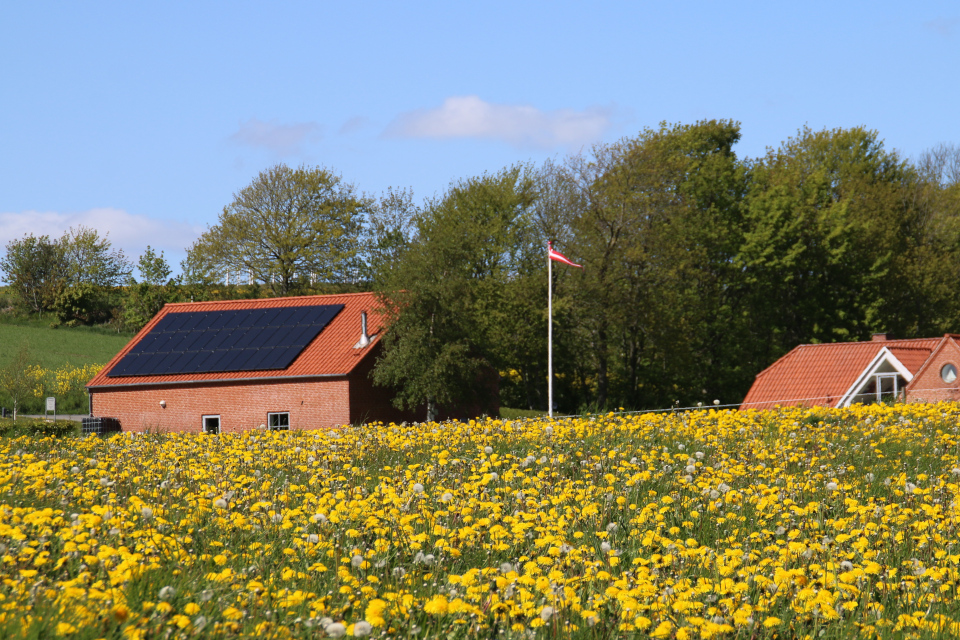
[86,292,421,433]
[740,333,960,410]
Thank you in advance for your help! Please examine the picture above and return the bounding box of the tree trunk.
[596,325,608,410]
[426,397,436,422]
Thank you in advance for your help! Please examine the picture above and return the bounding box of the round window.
[942,363,958,383]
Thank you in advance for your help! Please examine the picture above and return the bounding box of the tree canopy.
[5,124,960,415]
[371,165,537,419]
[184,164,371,296]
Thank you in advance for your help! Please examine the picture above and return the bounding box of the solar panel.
[106,304,344,377]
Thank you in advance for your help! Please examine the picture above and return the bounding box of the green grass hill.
[0,316,132,370]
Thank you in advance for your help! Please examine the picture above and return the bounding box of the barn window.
[203,415,221,434]
[268,412,290,430]
[942,363,957,383]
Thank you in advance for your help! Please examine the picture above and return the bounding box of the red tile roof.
[88,292,385,388]
[740,337,943,410]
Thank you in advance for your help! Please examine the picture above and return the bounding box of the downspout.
[88,389,92,417]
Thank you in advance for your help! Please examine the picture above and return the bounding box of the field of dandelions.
[4,403,960,639]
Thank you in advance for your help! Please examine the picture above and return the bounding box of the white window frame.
[874,373,899,403]
[268,412,290,431]
[202,414,221,434]
[838,347,913,407]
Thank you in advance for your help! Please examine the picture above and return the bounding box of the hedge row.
[0,419,79,438]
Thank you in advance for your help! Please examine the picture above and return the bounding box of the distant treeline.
[4,121,959,414]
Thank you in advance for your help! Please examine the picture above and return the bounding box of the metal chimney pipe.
[358,311,370,348]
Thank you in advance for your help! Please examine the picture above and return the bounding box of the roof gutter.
[87,372,349,390]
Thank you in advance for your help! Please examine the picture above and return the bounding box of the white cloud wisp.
[230,118,322,156]
[384,95,616,150]
[0,208,203,271]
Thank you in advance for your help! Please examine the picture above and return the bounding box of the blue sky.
[2,1,958,275]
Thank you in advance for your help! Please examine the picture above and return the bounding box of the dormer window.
[839,346,914,406]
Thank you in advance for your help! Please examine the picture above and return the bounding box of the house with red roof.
[740,333,960,410]
[86,292,423,433]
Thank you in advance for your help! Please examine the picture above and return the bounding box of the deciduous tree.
[184,164,371,296]
[123,246,181,331]
[739,126,924,363]
[0,235,69,315]
[564,120,748,409]
[372,166,537,419]
[0,344,34,420]
[60,225,131,287]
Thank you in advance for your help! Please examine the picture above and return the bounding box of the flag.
[548,241,582,268]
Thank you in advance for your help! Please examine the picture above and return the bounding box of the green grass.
[0,314,132,369]
[499,406,548,419]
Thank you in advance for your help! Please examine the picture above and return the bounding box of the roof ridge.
[795,338,938,347]
[164,291,378,308]
[887,344,937,349]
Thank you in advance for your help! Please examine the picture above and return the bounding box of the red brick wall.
[345,345,499,424]
[907,339,960,404]
[91,343,500,432]
[348,348,425,425]
[91,377,353,433]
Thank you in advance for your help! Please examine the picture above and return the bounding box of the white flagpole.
[548,241,553,418]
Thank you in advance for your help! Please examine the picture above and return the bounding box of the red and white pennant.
[548,241,582,268]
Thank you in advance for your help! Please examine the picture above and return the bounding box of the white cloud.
[339,116,371,135]
[230,118,322,156]
[0,208,203,266]
[383,95,617,150]
[924,17,959,37]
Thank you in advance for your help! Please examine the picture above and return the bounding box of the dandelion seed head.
[353,621,372,637]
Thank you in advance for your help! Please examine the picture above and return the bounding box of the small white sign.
[46,397,55,412]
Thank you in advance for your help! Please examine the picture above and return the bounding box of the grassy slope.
[0,316,132,369]
[0,316,133,413]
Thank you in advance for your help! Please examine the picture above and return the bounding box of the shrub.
[0,418,78,438]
